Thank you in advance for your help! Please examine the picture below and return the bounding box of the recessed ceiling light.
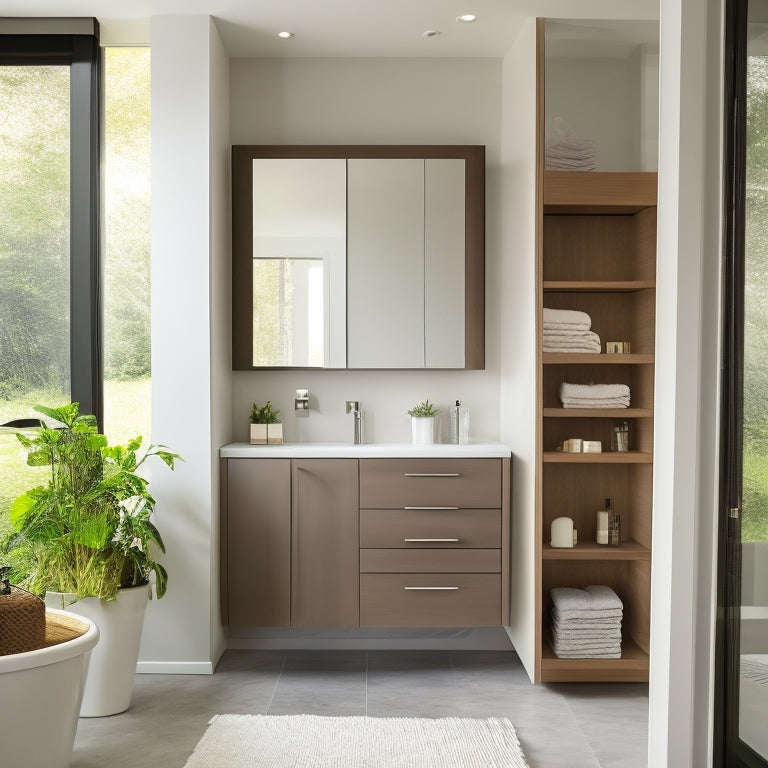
[457,14,477,23]
[277,31,295,39]
[422,29,441,38]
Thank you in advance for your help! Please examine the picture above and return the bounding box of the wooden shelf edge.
[543,280,655,293]
[542,407,653,418]
[540,639,649,683]
[542,353,654,364]
[543,170,658,214]
[542,541,651,561]
[543,451,653,464]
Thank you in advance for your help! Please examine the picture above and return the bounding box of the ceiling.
[1,0,659,58]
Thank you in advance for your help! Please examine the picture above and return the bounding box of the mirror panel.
[347,158,425,368]
[232,145,485,370]
[251,158,346,367]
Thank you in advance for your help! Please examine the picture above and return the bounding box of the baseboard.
[226,627,515,651]
[135,661,214,675]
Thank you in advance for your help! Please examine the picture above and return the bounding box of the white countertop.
[220,442,512,459]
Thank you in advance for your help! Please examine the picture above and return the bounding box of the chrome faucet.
[345,400,362,444]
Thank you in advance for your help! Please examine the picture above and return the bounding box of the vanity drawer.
[360,573,501,627]
[360,548,500,573]
[360,508,500,548]
[359,459,501,508]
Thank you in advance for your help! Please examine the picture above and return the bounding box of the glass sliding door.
[720,1,768,765]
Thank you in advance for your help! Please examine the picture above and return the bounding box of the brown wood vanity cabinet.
[221,458,359,629]
[359,458,510,628]
[221,455,510,630]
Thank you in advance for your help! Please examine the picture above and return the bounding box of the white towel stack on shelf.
[550,585,623,659]
[545,118,597,171]
[559,382,630,409]
[543,308,601,353]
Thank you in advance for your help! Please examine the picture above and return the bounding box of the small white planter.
[0,609,98,768]
[411,416,435,445]
[249,423,267,444]
[63,584,151,717]
[267,422,283,444]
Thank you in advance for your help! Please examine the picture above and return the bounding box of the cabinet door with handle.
[226,458,291,627]
[291,459,360,627]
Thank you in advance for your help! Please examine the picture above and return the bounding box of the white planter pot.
[64,584,151,717]
[0,609,98,768]
[411,416,435,445]
[249,423,267,444]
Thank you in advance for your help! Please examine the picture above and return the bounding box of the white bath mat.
[183,714,530,768]
[742,654,768,685]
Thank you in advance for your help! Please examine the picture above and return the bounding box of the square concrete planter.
[267,423,283,444]
[249,424,267,444]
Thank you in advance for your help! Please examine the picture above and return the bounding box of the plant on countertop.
[407,400,439,418]
[249,400,281,424]
[2,402,181,601]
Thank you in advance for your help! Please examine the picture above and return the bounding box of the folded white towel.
[551,585,623,612]
[543,308,592,330]
[559,383,630,401]
[551,628,621,639]
[546,347,602,355]
[543,330,601,344]
[551,648,621,659]
[562,399,630,409]
[552,615,623,628]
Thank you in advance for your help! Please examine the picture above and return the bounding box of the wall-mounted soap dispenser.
[295,389,309,417]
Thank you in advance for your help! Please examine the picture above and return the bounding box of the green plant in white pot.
[3,402,181,716]
[407,400,439,445]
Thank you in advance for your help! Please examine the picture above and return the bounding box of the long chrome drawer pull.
[404,586,459,591]
[404,472,460,477]
[404,506,459,510]
[404,538,460,542]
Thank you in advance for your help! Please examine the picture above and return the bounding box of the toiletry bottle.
[458,403,469,444]
[596,497,613,545]
[450,401,461,444]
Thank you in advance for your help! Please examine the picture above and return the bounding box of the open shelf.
[543,451,652,464]
[543,541,651,561]
[542,353,654,365]
[539,638,649,683]
[543,407,653,419]
[543,171,658,214]
[543,280,655,293]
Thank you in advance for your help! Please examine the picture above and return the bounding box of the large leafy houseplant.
[5,402,180,601]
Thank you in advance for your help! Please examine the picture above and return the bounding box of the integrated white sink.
[219,442,512,459]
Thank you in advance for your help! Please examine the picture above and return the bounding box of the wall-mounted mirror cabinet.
[232,145,485,370]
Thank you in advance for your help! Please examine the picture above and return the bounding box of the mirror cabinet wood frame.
[231,144,485,370]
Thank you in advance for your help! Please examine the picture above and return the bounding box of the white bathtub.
[1,608,99,768]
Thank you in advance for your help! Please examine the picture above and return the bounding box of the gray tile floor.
[71,650,648,768]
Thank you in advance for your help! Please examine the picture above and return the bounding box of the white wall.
[140,15,230,673]
[649,0,723,764]
[229,58,503,445]
[498,18,539,681]
[545,54,645,171]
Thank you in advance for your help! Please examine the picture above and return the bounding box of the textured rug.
[183,714,530,768]
[742,654,768,685]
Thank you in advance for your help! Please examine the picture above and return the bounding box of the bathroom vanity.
[219,443,511,630]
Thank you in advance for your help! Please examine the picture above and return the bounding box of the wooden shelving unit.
[535,165,657,682]
[535,158,657,680]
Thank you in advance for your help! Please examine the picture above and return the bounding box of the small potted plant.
[407,399,439,445]
[249,400,282,444]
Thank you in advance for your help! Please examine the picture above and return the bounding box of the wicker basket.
[0,586,46,655]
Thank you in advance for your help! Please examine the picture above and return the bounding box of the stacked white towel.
[545,118,597,171]
[559,382,630,409]
[543,308,601,353]
[550,585,623,659]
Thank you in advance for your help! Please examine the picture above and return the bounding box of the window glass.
[0,64,70,521]
[103,47,151,445]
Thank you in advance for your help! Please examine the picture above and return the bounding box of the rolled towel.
[559,383,630,402]
[543,308,591,330]
[551,585,623,614]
